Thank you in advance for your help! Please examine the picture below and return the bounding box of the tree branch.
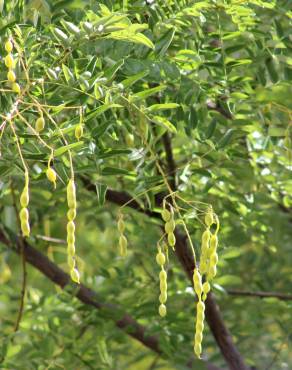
[0,227,222,370]
[226,289,292,301]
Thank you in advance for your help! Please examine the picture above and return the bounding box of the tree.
[0,1,291,369]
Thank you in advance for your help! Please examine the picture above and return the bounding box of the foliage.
[0,1,291,369]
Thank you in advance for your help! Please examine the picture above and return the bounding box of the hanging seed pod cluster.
[117,213,127,257]
[193,207,220,358]
[19,171,30,237]
[162,204,176,249]
[66,179,80,283]
[4,39,21,94]
[156,245,167,317]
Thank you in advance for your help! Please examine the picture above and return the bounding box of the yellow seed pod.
[21,221,30,237]
[67,221,75,234]
[197,301,205,312]
[202,229,210,244]
[5,40,13,53]
[159,270,167,281]
[12,83,21,94]
[194,343,202,358]
[159,291,167,304]
[7,70,16,82]
[125,133,134,147]
[165,219,175,234]
[67,232,75,245]
[161,209,171,222]
[46,167,57,186]
[160,279,167,291]
[19,207,29,222]
[4,54,14,69]
[67,243,75,256]
[210,252,218,267]
[117,219,125,233]
[67,179,76,209]
[67,208,76,221]
[202,281,210,295]
[158,304,167,317]
[156,251,165,266]
[193,268,202,298]
[70,268,80,283]
[119,235,127,256]
[205,209,214,227]
[208,265,217,280]
[67,256,75,270]
[196,321,204,333]
[75,124,83,140]
[167,232,176,247]
[209,234,218,253]
[36,117,45,132]
[195,332,203,344]
[20,186,29,208]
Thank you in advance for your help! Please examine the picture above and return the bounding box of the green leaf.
[217,129,234,149]
[147,103,179,112]
[151,116,177,133]
[86,104,122,122]
[54,141,84,156]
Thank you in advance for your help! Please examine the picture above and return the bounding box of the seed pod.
[159,270,167,281]
[165,219,175,234]
[67,232,75,245]
[119,235,127,256]
[197,301,205,312]
[67,256,75,270]
[210,252,218,266]
[67,221,75,234]
[158,304,167,317]
[196,321,204,333]
[202,229,210,244]
[160,280,167,292]
[67,208,76,221]
[193,268,202,299]
[21,220,30,237]
[67,179,76,209]
[195,332,203,344]
[161,209,171,222]
[125,133,134,147]
[208,265,217,280]
[70,268,80,283]
[46,167,57,186]
[202,281,210,295]
[156,251,166,266]
[117,219,125,233]
[209,234,218,254]
[205,209,214,227]
[67,243,75,256]
[5,40,13,53]
[19,207,29,222]
[36,117,45,132]
[75,124,83,140]
[194,343,202,358]
[167,232,176,247]
[12,83,21,94]
[159,291,167,304]
[7,70,16,82]
[4,54,14,69]
[20,186,29,208]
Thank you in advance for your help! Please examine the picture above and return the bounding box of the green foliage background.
[0,1,291,369]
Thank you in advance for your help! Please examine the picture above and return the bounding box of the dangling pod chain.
[66,178,80,283]
[4,38,21,94]
[156,246,167,317]
[19,171,30,237]
[193,207,220,358]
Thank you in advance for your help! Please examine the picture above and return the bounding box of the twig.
[10,182,27,332]
[226,289,292,301]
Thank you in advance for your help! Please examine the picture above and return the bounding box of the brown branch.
[162,132,177,191]
[0,227,221,370]
[226,289,292,301]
